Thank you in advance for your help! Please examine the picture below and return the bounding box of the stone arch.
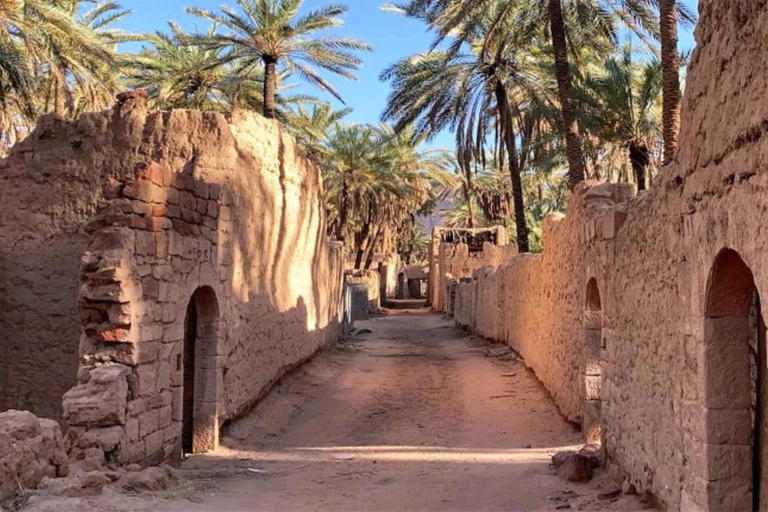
[584,278,603,444]
[704,248,767,510]
[182,286,222,456]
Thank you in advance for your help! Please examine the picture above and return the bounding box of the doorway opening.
[584,278,603,444]
[181,286,221,457]
[704,249,766,510]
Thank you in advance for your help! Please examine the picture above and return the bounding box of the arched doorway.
[584,278,603,444]
[182,286,221,456]
[704,249,766,510]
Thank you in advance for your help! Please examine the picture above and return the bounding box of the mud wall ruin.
[428,226,515,312]
[456,1,768,508]
[0,94,344,466]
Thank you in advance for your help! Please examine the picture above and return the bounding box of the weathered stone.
[123,466,173,492]
[556,454,595,483]
[0,411,69,502]
[62,364,130,427]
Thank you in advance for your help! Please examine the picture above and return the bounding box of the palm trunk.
[262,55,278,119]
[660,0,681,165]
[337,177,349,242]
[629,139,649,192]
[548,0,585,190]
[364,226,383,270]
[51,65,67,117]
[354,206,374,269]
[495,83,529,253]
[460,164,476,228]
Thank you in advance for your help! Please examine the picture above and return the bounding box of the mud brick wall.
[0,95,344,467]
[433,242,516,313]
[456,3,768,508]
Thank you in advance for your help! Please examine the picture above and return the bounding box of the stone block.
[206,201,219,218]
[134,162,173,187]
[179,190,197,211]
[117,439,146,465]
[138,409,160,438]
[156,360,172,390]
[706,408,752,445]
[151,204,167,217]
[123,180,166,204]
[192,180,209,199]
[585,328,602,362]
[135,364,158,397]
[166,187,179,204]
[76,425,124,453]
[153,264,174,281]
[125,418,139,442]
[171,387,183,422]
[173,218,200,236]
[139,323,163,342]
[62,364,131,427]
[195,368,221,403]
[706,443,751,481]
[585,376,602,400]
[155,232,169,259]
[704,341,750,408]
[158,405,172,429]
[144,433,164,463]
[148,217,172,232]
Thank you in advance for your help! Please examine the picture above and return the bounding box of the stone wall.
[0,94,344,466]
[435,242,517,313]
[346,270,381,316]
[458,4,768,507]
[427,226,509,309]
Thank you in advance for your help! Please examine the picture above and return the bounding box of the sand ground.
[22,308,654,512]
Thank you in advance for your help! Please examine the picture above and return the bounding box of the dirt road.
[154,309,651,512]
[24,309,652,512]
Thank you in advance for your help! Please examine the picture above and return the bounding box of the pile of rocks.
[0,410,69,502]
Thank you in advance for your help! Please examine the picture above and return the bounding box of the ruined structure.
[0,93,344,467]
[453,1,768,509]
[427,226,514,311]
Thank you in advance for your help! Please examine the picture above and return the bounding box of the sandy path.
[148,309,653,512]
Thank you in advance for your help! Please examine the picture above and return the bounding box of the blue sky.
[115,0,699,149]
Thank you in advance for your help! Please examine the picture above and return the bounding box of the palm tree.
[382,1,566,252]
[581,46,663,191]
[288,103,352,161]
[187,0,372,120]
[128,23,228,110]
[0,0,132,152]
[64,1,138,118]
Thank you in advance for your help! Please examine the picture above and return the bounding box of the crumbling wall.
[0,94,344,466]
[435,242,516,312]
[0,410,69,502]
[427,226,509,308]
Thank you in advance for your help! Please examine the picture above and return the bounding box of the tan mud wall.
[0,97,343,437]
[459,3,768,508]
[435,242,516,312]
